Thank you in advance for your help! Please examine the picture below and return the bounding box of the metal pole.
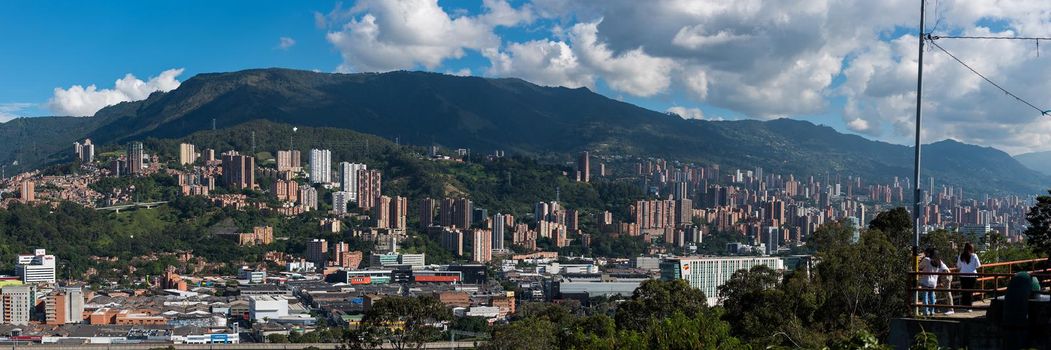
[912,0,926,317]
[913,0,926,248]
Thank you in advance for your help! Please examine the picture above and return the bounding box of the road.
[94,201,169,212]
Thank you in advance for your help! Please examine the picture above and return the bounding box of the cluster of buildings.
[498,251,793,307]
[583,157,1037,255]
[0,169,104,209]
[0,241,802,345]
[0,134,1043,346]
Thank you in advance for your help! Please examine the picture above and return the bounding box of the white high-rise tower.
[310,149,331,184]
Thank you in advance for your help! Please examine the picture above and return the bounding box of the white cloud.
[324,0,531,73]
[0,103,33,123]
[479,0,534,27]
[446,68,472,76]
[667,106,704,120]
[483,40,591,88]
[671,26,750,50]
[846,117,871,133]
[47,68,184,117]
[569,20,677,97]
[277,37,296,50]
[482,19,675,97]
[317,0,1051,152]
[517,0,1051,152]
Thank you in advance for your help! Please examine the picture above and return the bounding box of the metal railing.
[908,258,1051,313]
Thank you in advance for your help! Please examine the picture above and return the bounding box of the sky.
[2,0,1051,155]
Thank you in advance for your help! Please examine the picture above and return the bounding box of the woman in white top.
[920,248,950,316]
[956,243,981,311]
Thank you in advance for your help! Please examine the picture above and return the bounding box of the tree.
[450,316,490,335]
[482,317,558,350]
[869,207,913,249]
[982,231,1008,262]
[266,334,289,343]
[348,296,452,350]
[719,265,817,347]
[826,330,891,350]
[920,229,970,263]
[1024,191,1051,258]
[614,279,707,331]
[639,311,742,350]
[813,221,909,337]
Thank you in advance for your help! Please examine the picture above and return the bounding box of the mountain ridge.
[1016,150,1051,176]
[1,68,1048,195]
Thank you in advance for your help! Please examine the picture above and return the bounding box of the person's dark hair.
[928,248,941,268]
[961,243,974,264]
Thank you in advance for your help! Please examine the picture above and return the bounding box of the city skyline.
[0,1,1049,347]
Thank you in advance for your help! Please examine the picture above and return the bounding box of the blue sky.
[2,1,1049,154]
[0,1,335,115]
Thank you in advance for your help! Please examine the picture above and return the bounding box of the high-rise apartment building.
[16,248,56,284]
[19,181,34,203]
[492,213,506,250]
[306,239,328,265]
[76,139,95,163]
[1,285,32,325]
[390,196,408,230]
[221,153,256,190]
[309,149,331,184]
[356,169,382,211]
[454,198,473,229]
[471,229,492,263]
[332,191,351,215]
[202,149,216,163]
[441,229,464,256]
[675,199,694,226]
[339,162,367,200]
[373,196,392,228]
[272,180,299,203]
[764,199,784,226]
[331,242,363,269]
[178,143,197,165]
[565,209,579,231]
[371,195,407,230]
[439,198,455,227]
[276,150,302,172]
[300,186,318,211]
[633,199,678,230]
[128,142,145,175]
[419,198,437,229]
[438,197,473,229]
[577,151,590,183]
[45,287,84,325]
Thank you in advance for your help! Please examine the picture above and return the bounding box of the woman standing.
[920,248,950,316]
[957,243,982,312]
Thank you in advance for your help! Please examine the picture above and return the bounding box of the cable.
[932,35,1051,41]
[926,39,1050,116]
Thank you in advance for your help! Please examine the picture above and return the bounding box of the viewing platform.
[889,258,1051,349]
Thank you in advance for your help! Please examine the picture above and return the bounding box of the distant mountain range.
[1,68,1048,195]
[1016,151,1051,177]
